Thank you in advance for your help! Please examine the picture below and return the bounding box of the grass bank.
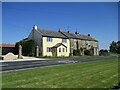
[2,59,118,88]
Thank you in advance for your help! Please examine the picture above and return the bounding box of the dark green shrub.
[15,39,35,56]
[109,41,120,54]
[73,49,81,56]
[84,50,93,56]
[99,49,110,56]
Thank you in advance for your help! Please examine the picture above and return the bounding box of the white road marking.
[32,61,46,64]
[58,61,78,63]
[0,64,8,67]
[32,62,40,64]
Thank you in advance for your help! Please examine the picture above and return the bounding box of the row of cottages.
[28,25,99,56]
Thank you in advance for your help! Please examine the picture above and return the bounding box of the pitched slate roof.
[78,34,98,41]
[38,29,67,38]
[35,28,98,41]
[52,43,67,48]
[0,44,15,48]
[60,32,79,39]
[60,31,98,41]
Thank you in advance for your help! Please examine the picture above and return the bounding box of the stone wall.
[70,39,99,56]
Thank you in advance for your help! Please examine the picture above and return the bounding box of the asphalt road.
[1,56,117,72]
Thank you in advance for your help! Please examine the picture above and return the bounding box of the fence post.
[36,45,39,57]
[18,45,22,59]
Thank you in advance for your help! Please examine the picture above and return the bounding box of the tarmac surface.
[1,56,117,73]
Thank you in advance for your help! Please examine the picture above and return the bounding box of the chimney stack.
[67,31,70,33]
[88,34,90,37]
[75,32,79,35]
[33,25,38,30]
[58,28,61,32]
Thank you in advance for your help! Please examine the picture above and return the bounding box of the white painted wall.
[42,37,70,56]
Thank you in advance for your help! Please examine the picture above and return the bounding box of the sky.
[2,2,118,50]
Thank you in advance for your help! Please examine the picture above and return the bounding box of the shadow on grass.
[112,82,120,89]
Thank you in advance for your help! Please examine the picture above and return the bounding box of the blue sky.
[2,2,118,50]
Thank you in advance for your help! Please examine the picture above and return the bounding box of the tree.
[117,41,120,54]
[109,41,118,53]
[109,41,120,54]
[15,39,35,56]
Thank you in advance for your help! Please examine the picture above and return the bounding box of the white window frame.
[47,37,53,42]
[59,48,61,52]
[63,48,65,52]
[47,47,51,52]
[62,39,66,43]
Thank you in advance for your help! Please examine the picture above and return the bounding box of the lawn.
[2,59,118,88]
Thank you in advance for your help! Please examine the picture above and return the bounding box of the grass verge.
[35,55,101,60]
[2,59,118,88]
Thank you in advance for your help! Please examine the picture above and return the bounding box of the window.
[86,41,90,45]
[59,48,61,52]
[62,39,66,43]
[90,41,93,46]
[74,39,77,45]
[93,42,98,47]
[47,47,51,52]
[47,37,53,42]
[63,48,65,52]
[82,40,85,45]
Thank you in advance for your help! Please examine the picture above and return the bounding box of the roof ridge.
[38,28,57,32]
[37,28,67,38]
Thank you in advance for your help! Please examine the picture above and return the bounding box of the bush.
[84,50,93,56]
[99,49,110,56]
[15,39,35,56]
[73,49,81,56]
